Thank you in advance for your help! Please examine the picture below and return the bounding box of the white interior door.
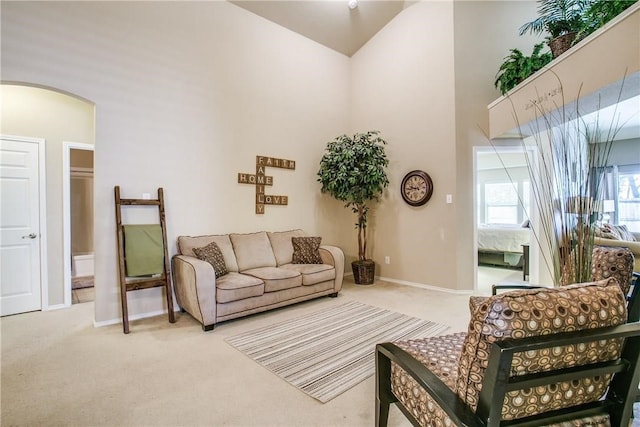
[1,137,42,316]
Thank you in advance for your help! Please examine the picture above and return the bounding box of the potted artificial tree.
[519,0,589,58]
[317,131,389,285]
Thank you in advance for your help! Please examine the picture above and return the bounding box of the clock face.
[401,170,433,206]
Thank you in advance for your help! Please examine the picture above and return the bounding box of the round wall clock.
[401,170,433,206]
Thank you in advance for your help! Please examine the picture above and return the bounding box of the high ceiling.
[229,0,415,57]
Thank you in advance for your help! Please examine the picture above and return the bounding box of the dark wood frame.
[376,322,640,427]
[400,170,433,207]
[115,186,175,334]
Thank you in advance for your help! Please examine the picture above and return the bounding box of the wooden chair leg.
[376,345,394,427]
[376,396,390,427]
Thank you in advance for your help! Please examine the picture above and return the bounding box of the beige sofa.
[172,230,344,331]
[594,229,640,271]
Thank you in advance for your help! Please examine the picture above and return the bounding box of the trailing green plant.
[576,0,638,40]
[317,131,389,261]
[519,0,589,38]
[494,43,553,95]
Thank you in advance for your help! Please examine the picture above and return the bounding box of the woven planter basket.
[352,260,375,285]
[548,32,577,58]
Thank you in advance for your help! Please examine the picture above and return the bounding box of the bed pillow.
[291,237,323,264]
[193,241,228,278]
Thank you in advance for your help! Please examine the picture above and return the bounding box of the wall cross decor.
[238,155,296,214]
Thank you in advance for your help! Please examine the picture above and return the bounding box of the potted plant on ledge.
[519,0,588,58]
[317,131,389,285]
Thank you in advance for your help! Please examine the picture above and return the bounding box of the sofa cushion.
[291,236,323,264]
[280,263,335,286]
[177,234,239,272]
[193,242,228,279]
[456,279,627,420]
[215,272,264,303]
[267,229,306,266]
[242,267,301,292]
[230,232,277,271]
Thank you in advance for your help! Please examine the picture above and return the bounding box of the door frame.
[1,134,48,310]
[472,144,538,291]
[62,141,94,307]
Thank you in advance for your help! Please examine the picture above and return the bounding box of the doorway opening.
[473,145,534,294]
[63,143,94,305]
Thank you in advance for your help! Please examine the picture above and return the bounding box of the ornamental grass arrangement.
[494,79,626,286]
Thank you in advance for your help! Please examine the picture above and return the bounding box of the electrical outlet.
[446,194,453,204]
[142,193,151,200]
[384,256,390,264]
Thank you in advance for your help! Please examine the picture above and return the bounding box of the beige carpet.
[1,277,477,426]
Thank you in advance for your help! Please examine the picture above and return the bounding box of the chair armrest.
[376,342,482,427]
[491,284,544,295]
[171,255,217,327]
[320,245,345,292]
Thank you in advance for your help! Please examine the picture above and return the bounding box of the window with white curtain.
[601,164,640,232]
[617,165,640,232]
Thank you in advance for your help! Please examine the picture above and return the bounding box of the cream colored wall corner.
[347,1,539,291]
[453,1,541,291]
[1,1,350,324]
[0,85,95,307]
[349,1,456,289]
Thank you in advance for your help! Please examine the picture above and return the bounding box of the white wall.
[0,85,95,307]
[345,1,538,291]
[1,1,350,323]
[454,1,541,290]
[349,1,457,289]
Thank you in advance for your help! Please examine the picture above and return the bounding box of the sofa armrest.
[171,255,217,328]
[320,245,345,292]
[594,237,640,255]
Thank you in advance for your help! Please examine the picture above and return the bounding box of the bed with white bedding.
[477,224,530,267]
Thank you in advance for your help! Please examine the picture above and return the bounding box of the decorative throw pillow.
[193,241,228,278]
[291,236,323,264]
[611,224,636,241]
[595,224,619,240]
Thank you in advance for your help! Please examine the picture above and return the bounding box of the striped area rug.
[225,300,449,403]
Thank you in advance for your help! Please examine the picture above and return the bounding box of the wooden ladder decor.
[114,186,175,334]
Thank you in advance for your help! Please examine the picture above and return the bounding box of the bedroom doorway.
[63,143,95,306]
[474,146,533,293]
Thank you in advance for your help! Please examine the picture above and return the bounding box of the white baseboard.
[346,270,472,294]
[375,276,474,295]
[45,303,68,311]
[93,307,180,328]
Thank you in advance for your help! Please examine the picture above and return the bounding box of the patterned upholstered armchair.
[376,279,640,427]
[489,246,638,321]
[592,246,640,321]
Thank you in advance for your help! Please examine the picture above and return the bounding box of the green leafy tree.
[317,131,389,261]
